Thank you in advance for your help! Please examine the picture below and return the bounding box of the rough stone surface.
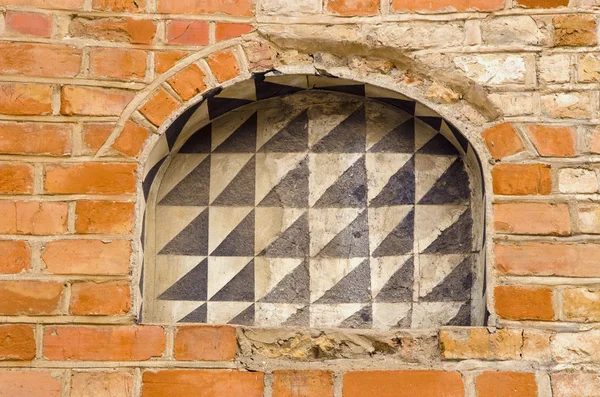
[558,168,598,193]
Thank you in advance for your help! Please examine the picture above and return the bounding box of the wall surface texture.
[0,0,600,396]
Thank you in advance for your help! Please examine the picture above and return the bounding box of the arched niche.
[140,74,486,329]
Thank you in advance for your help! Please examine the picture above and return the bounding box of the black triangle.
[424,209,473,254]
[282,305,310,327]
[313,156,367,208]
[375,257,413,303]
[228,304,255,325]
[158,209,208,256]
[165,102,202,150]
[369,156,415,207]
[260,260,309,303]
[158,259,208,301]
[372,97,416,115]
[258,157,309,208]
[447,122,469,152]
[372,209,414,257]
[418,133,459,155]
[259,110,308,152]
[316,84,366,97]
[394,308,412,329]
[211,210,255,257]
[208,97,253,120]
[179,124,211,153]
[143,157,166,199]
[159,156,210,206]
[212,156,255,206]
[255,80,305,101]
[312,105,366,153]
[369,118,415,153]
[418,159,470,205]
[261,213,309,258]
[447,302,471,326]
[317,211,369,258]
[418,116,443,131]
[340,304,372,329]
[423,256,473,302]
[210,260,255,301]
[316,259,370,304]
[213,112,257,153]
[180,303,207,323]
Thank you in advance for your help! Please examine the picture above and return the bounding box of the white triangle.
[211,110,254,151]
[155,206,206,252]
[207,256,253,299]
[255,257,304,301]
[309,208,362,256]
[152,301,204,324]
[415,154,457,203]
[216,78,256,101]
[207,301,253,324]
[256,105,307,150]
[310,303,365,328]
[175,302,207,323]
[368,206,413,255]
[439,121,464,155]
[308,102,362,148]
[365,85,412,101]
[365,101,412,151]
[372,302,412,329]
[144,135,169,180]
[265,75,308,88]
[419,254,467,297]
[255,303,306,326]
[255,152,306,205]
[414,205,467,252]
[366,153,412,203]
[157,153,208,202]
[208,206,253,253]
[209,153,253,203]
[171,102,209,152]
[255,207,304,255]
[414,118,439,151]
[308,75,362,88]
[411,302,464,328]
[309,153,362,207]
[414,102,441,118]
[371,256,412,299]
[154,255,205,298]
[309,257,365,303]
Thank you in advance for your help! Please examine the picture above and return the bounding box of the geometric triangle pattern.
[144,75,485,329]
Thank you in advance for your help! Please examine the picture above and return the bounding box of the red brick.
[45,163,137,194]
[328,0,380,16]
[495,285,555,321]
[93,0,146,11]
[75,201,135,234]
[70,282,131,315]
[15,201,68,235]
[42,240,131,275]
[493,202,570,235]
[89,48,147,81]
[111,121,149,157]
[0,122,71,156]
[155,51,189,73]
[516,0,568,7]
[140,89,180,127]
[273,370,334,397]
[82,123,113,154]
[344,371,463,397]
[167,20,209,46]
[476,372,538,397]
[0,164,33,194]
[174,325,237,361]
[142,370,264,397]
[496,243,600,277]
[481,123,525,160]
[0,281,63,315]
[0,241,30,274]
[527,125,576,157]
[0,43,81,78]
[392,0,503,11]
[71,371,134,397]
[0,371,62,397]
[0,0,83,9]
[440,328,523,361]
[216,23,253,41]
[0,324,35,360]
[157,0,253,16]
[167,64,207,101]
[0,83,52,115]
[61,86,135,116]
[44,326,165,361]
[5,12,52,37]
[0,202,17,233]
[492,164,551,195]
[70,17,157,44]
[554,15,598,47]
[207,50,240,83]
